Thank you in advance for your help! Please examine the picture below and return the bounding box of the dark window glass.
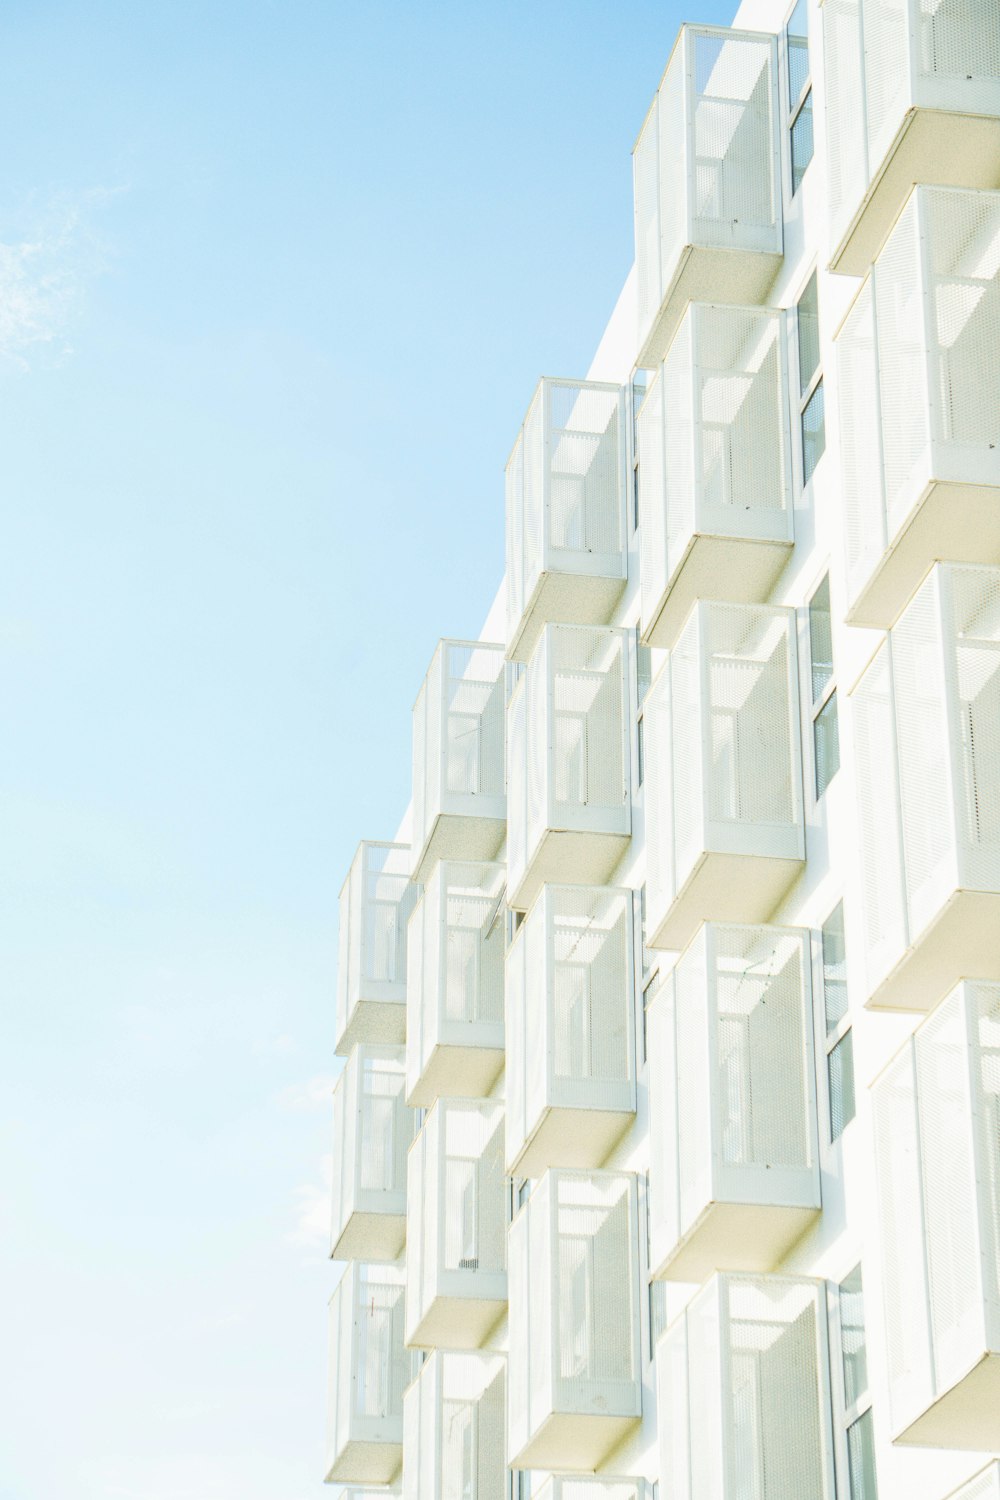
[808,574,833,701]
[829,1029,856,1141]
[802,379,826,483]
[797,273,821,396]
[847,1409,878,1500]
[791,88,814,193]
[840,1265,869,1407]
[814,691,841,798]
[822,902,848,1033]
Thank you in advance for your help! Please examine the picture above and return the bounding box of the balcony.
[331,1045,414,1263]
[402,1351,506,1500]
[336,841,420,1056]
[405,861,505,1108]
[505,379,627,664]
[505,885,635,1177]
[644,603,804,952]
[633,26,782,370]
[658,1273,834,1500]
[872,981,1000,1449]
[638,303,792,648]
[535,1483,650,1500]
[405,1099,507,1350]
[945,1467,1000,1500]
[838,187,1000,628]
[411,640,507,882]
[823,0,1000,275]
[647,924,820,1282]
[325,1264,411,1486]
[508,1171,640,1472]
[851,563,1000,1010]
[507,625,630,913]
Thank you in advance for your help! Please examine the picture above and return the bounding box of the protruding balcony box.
[851,564,1000,1011]
[508,1171,641,1472]
[639,304,793,648]
[633,26,782,370]
[505,379,627,664]
[505,885,636,1177]
[536,1482,650,1500]
[644,603,804,953]
[336,842,420,1056]
[658,1274,834,1500]
[325,1264,411,1486]
[839,187,1000,629]
[405,1099,507,1350]
[402,1351,506,1500]
[872,982,1000,1449]
[823,0,1000,276]
[405,861,505,1108]
[331,1045,414,1263]
[945,1466,1000,1500]
[648,924,820,1282]
[507,625,631,913]
[411,640,506,882]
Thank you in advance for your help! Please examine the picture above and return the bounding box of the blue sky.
[0,3,731,1496]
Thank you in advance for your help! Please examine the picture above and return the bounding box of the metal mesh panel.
[643,664,675,934]
[689,32,778,250]
[442,1101,506,1276]
[526,636,548,860]
[704,605,796,828]
[504,920,528,1170]
[550,627,627,818]
[555,1174,636,1387]
[441,863,505,1028]
[546,382,623,562]
[637,367,669,634]
[674,931,712,1236]
[506,677,528,898]
[823,0,866,236]
[352,1268,408,1422]
[357,1051,410,1195]
[361,843,417,987]
[658,37,690,315]
[696,305,786,515]
[550,887,632,1104]
[946,566,1000,887]
[925,189,1000,448]
[864,0,911,174]
[506,1204,532,1460]
[972,983,1000,1323]
[945,1466,1000,1500]
[918,0,1000,78]
[873,195,932,538]
[442,642,505,802]
[634,99,663,340]
[837,280,886,599]
[852,645,908,986]
[670,610,704,889]
[662,310,697,573]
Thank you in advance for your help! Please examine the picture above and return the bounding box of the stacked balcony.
[852,563,1000,1010]
[644,603,804,952]
[872,981,1000,1449]
[508,1170,640,1471]
[946,1467,1000,1500]
[638,303,792,648]
[331,1045,414,1263]
[633,26,782,370]
[648,924,820,1282]
[325,1264,411,1485]
[823,0,1000,275]
[411,640,507,882]
[402,1350,506,1500]
[336,841,420,1055]
[405,1099,506,1349]
[535,1483,650,1500]
[658,1274,834,1500]
[505,379,627,664]
[507,624,630,912]
[505,885,635,1178]
[405,861,505,1107]
[838,186,1000,628]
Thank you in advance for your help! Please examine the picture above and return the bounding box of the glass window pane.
[840,1265,869,1407]
[649,1277,669,1353]
[829,1029,856,1141]
[802,379,826,483]
[822,901,848,1033]
[847,1409,878,1500]
[808,574,833,701]
[791,89,814,193]
[814,691,841,798]
[797,273,820,396]
[636,642,652,704]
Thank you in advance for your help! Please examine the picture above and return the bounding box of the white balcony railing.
[639,303,792,648]
[945,1466,1000,1500]
[405,1099,507,1350]
[331,1044,414,1262]
[336,841,420,1056]
[644,603,804,952]
[505,379,627,663]
[658,1274,835,1500]
[823,0,1000,274]
[402,1350,506,1500]
[648,924,819,1282]
[507,625,630,913]
[405,861,505,1108]
[852,563,1000,1010]
[411,640,507,882]
[633,26,782,369]
[872,981,1000,1450]
[839,187,1000,627]
[325,1264,412,1486]
[535,1482,650,1500]
[508,1171,640,1472]
[505,885,635,1177]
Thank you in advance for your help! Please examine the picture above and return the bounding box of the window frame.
[807,572,840,801]
[818,900,855,1144]
[795,269,825,489]
[828,1262,878,1500]
[783,0,814,198]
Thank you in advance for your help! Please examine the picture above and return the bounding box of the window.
[632,372,649,529]
[796,273,825,485]
[786,0,813,194]
[808,575,840,799]
[822,902,856,1141]
[836,1266,878,1500]
[635,638,652,790]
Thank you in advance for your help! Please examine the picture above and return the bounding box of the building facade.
[326,1,1000,1498]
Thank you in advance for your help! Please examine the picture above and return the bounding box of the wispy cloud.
[288,1152,333,1256]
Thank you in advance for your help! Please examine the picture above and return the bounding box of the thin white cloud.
[288,1152,333,1257]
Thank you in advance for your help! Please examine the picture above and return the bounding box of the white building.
[326,2,1000,1498]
